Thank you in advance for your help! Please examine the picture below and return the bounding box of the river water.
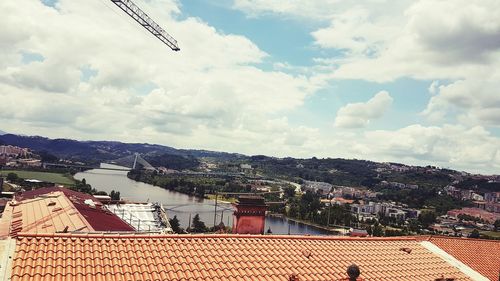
[74,163,332,235]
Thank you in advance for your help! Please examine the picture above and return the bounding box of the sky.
[1,0,500,174]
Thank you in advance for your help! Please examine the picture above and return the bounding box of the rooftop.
[428,236,500,281]
[0,192,93,238]
[10,233,477,281]
[106,203,171,232]
[0,187,135,236]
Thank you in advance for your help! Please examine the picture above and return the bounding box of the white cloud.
[334,91,392,128]
[312,8,400,57]
[317,0,500,82]
[303,124,500,174]
[360,125,500,173]
[0,0,323,157]
[232,0,413,21]
[3,0,500,174]
[422,78,500,126]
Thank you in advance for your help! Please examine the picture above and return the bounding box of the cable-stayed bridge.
[111,153,155,170]
[43,153,155,171]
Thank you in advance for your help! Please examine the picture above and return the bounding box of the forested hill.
[0,134,241,168]
[0,133,492,190]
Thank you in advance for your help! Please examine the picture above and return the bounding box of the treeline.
[382,170,453,189]
[456,177,500,193]
[144,153,199,170]
[248,156,378,187]
[127,170,251,197]
[169,214,231,234]
[374,185,470,214]
[69,178,120,200]
[279,189,358,228]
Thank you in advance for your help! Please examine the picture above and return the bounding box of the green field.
[0,170,75,185]
[480,231,500,238]
[205,194,238,203]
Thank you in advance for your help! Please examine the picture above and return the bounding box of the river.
[74,163,333,235]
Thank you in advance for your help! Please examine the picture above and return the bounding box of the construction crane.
[110,0,180,51]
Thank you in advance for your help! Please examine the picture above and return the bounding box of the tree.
[6,173,18,182]
[287,202,299,218]
[469,229,480,239]
[366,225,373,236]
[38,151,58,163]
[494,219,500,231]
[169,215,182,234]
[408,219,421,233]
[110,190,120,200]
[418,211,437,229]
[372,222,384,237]
[283,186,296,199]
[190,214,207,233]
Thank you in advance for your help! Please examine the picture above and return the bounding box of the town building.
[239,163,252,170]
[447,207,500,224]
[485,202,500,214]
[0,145,30,157]
[16,159,41,168]
[484,192,500,203]
[0,156,7,166]
[348,201,420,221]
[302,180,332,194]
[380,181,419,189]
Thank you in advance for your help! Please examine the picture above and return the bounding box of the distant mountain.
[0,129,6,135]
[0,133,243,167]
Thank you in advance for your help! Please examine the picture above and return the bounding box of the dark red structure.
[15,187,135,231]
[232,196,267,234]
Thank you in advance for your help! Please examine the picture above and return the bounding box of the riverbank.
[274,215,349,235]
[0,169,75,185]
[75,164,338,235]
[204,194,236,204]
[127,173,343,235]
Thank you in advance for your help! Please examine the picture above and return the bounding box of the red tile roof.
[428,236,500,281]
[11,233,473,281]
[11,187,134,232]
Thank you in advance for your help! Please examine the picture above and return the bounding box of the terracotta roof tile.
[10,234,474,281]
[10,187,134,232]
[0,192,93,237]
[428,236,500,281]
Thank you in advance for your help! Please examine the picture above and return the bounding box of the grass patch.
[1,182,15,192]
[0,170,75,185]
[480,231,500,238]
[205,194,237,203]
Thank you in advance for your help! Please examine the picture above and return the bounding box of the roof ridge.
[429,235,500,242]
[61,191,95,232]
[15,233,419,241]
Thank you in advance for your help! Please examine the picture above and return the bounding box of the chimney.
[232,195,267,234]
[347,264,360,281]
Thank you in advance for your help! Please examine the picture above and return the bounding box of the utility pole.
[188,213,192,230]
[213,192,218,228]
[327,199,332,227]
